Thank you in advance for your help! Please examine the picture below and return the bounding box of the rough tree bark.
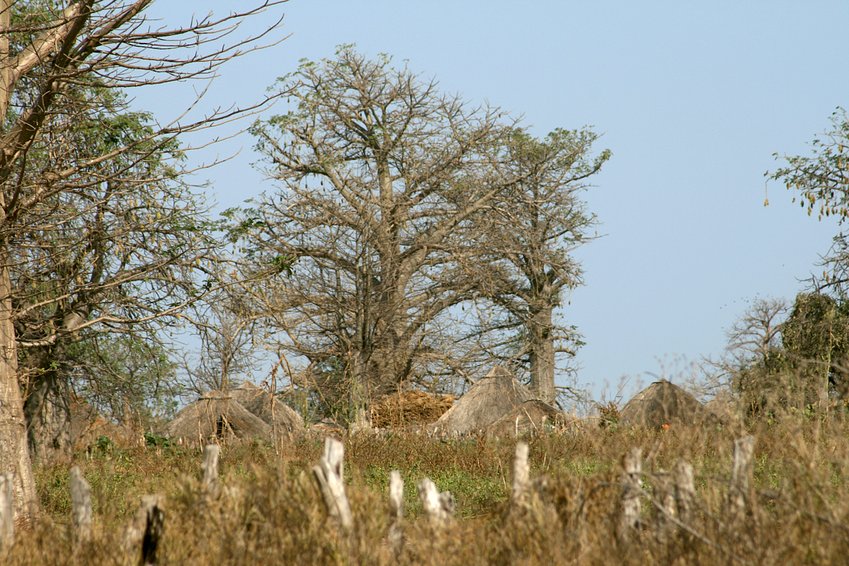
[0,246,37,518]
[528,304,556,403]
[22,355,73,463]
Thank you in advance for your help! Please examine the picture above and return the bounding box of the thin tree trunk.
[0,248,38,520]
[0,0,38,520]
[528,305,556,403]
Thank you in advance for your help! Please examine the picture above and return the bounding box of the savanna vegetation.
[2,2,849,565]
[5,418,849,564]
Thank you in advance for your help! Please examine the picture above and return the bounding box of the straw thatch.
[229,382,306,439]
[430,366,536,435]
[370,390,455,429]
[485,399,568,439]
[620,380,717,429]
[166,390,271,445]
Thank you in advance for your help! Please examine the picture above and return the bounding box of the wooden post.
[124,495,164,566]
[0,473,13,553]
[674,460,695,525]
[312,437,353,531]
[727,435,755,520]
[654,472,677,539]
[202,444,220,497]
[69,466,92,545]
[140,496,164,566]
[388,470,404,555]
[617,447,642,542]
[511,442,530,507]
[417,478,454,528]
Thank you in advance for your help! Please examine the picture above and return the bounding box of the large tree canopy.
[230,47,519,424]
[229,47,604,420]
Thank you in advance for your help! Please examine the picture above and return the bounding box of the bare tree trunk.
[23,363,72,463]
[0,0,37,520]
[528,305,556,403]
[0,248,38,520]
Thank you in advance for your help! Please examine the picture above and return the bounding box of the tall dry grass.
[6,414,849,564]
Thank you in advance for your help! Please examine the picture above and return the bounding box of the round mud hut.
[166,390,271,445]
[229,382,306,440]
[430,366,536,435]
[619,380,716,429]
[485,399,567,439]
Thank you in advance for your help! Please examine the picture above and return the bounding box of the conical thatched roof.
[620,380,716,429]
[485,399,566,439]
[430,366,535,435]
[166,390,271,445]
[229,382,306,438]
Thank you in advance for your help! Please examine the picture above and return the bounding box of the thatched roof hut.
[430,366,535,435]
[485,399,567,439]
[166,390,271,445]
[620,380,716,429]
[229,382,306,439]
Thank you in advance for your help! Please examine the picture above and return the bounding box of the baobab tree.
[229,47,522,425]
[473,128,608,403]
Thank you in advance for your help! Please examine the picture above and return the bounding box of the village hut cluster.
[166,382,306,445]
[69,368,734,451]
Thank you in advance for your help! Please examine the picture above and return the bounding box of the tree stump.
[124,495,164,566]
[674,459,695,525]
[69,466,92,545]
[202,444,220,498]
[312,437,353,531]
[388,470,404,556]
[417,478,454,528]
[617,447,643,543]
[727,435,755,521]
[511,442,531,507]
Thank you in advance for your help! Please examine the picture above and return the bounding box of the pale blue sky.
[141,2,849,399]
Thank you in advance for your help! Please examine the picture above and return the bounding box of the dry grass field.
[6,413,849,565]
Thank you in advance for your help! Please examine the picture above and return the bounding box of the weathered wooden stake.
[140,496,164,566]
[674,459,695,525]
[417,478,454,528]
[511,442,530,507]
[312,437,353,531]
[124,495,164,566]
[388,470,404,555]
[202,444,220,497]
[654,473,677,538]
[0,473,14,553]
[727,435,755,520]
[617,447,643,542]
[69,466,92,545]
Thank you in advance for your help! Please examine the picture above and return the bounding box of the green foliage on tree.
[771,108,849,293]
